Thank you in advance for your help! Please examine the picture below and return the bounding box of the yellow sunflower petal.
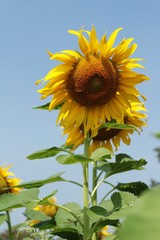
[78,32,90,55]
[101,27,123,56]
[90,25,99,55]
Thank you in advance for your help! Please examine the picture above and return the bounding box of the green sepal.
[33,102,63,110]
[99,120,137,130]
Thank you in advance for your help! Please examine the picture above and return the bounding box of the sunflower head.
[98,225,112,239]
[34,197,57,217]
[0,164,22,194]
[30,197,58,226]
[37,25,149,136]
[64,102,147,153]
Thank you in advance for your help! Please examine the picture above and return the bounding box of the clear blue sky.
[1,0,160,228]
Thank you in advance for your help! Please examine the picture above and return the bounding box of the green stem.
[100,187,115,203]
[92,161,98,240]
[88,218,102,240]
[6,211,13,240]
[89,175,107,205]
[83,136,90,240]
[92,161,97,206]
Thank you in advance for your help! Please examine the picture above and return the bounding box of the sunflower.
[64,103,147,153]
[34,197,57,217]
[0,164,22,194]
[98,226,112,239]
[30,197,58,226]
[37,26,148,136]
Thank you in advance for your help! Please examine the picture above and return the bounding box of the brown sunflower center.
[66,55,119,106]
[93,127,121,141]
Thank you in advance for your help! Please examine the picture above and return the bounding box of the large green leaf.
[96,158,147,176]
[25,209,51,221]
[27,146,71,160]
[115,181,149,196]
[56,154,92,164]
[17,173,65,188]
[99,191,137,220]
[55,202,83,232]
[0,189,39,211]
[90,147,112,161]
[119,187,160,240]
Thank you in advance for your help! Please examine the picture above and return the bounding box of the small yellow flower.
[98,226,112,239]
[37,26,148,137]
[64,103,147,152]
[30,197,58,226]
[0,164,22,194]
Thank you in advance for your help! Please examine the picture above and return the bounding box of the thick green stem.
[83,136,90,240]
[6,211,13,240]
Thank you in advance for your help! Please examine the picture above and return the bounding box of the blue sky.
[1,0,160,228]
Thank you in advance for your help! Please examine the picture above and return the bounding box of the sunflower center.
[66,55,119,106]
[93,127,121,141]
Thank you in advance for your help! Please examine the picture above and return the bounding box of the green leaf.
[99,121,137,130]
[56,154,92,164]
[119,187,160,240]
[96,158,147,176]
[99,191,137,220]
[39,190,58,204]
[27,146,71,160]
[111,192,122,211]
[17,173,65,188]
[0,214,7,225]
[115,153,132,163]
[0,189,39,211]
[90,147,112,161]
[33,102,63,110]
[87,206,109,220]
[32,219,56,229]
[55,202,83,232]
[153,132,160,139]
[25,209,51,221]
[116,181,149,196]
[52,228,82,240]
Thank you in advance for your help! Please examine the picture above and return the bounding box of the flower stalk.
[6,210,13,240]
[83,136,90,240]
